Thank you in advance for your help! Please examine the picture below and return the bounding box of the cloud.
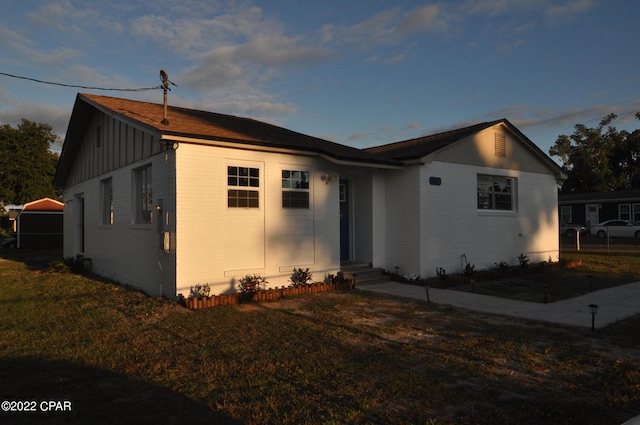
[397,4,444,35]
[0,23,81,66]
[179,33,332,101]
[545,0,597,24]
[0,93,71,138]
[336,4,449,49]
[381,51,408,64]
[348,132,370,141]
[128,2,331,117]
[460,0,521,16]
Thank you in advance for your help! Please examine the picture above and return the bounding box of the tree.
[0,119,60,206]
[549,114,640,193]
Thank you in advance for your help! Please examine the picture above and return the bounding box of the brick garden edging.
[179,280,355,310]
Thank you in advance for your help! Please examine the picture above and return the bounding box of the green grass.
[0,251,639,424]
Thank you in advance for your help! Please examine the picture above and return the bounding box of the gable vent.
[495,132,506,157]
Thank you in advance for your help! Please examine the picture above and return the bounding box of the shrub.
[494,261,509,270]
[61,255,93,274]
[463,262,475,278]
[518,253,529,268]
[238,274,267,294]
[192,283,210,299]
[290,268,313,287]
[49,258,71,273]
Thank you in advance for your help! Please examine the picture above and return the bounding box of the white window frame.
[560,206,572,223]
[133,164,152,225]
[100,177,113,225]
[282,169,310,209]
[633,203,640,221]
[477,174,516,212]
[619,204,631,220]
[227,165,260,208]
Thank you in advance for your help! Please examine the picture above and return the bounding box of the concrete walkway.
[357,280,640,329]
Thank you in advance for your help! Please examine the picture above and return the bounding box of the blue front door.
[339,180,350,261]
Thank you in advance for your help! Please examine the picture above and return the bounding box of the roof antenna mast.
[159,69,177,125]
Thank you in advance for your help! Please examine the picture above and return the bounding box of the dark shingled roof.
[364,119,566,180]
[559,189,640,204]
[78,93,398,166]
[55,93,399,188]
[365,120,505,161]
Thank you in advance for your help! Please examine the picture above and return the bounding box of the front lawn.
[0,252,639,424]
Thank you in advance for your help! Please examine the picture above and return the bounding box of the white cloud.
[461,0,519,16]
[0,94,71,138]
[545,0,597,24]
[397,4,443,35]
[336,4,449,49]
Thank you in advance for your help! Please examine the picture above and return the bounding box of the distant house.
[16,198,64,249]
[558,190,640,227]
[8,207,21,232]
[54,93,566,298]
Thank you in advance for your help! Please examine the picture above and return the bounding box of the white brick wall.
[63,152,176,297]
[367,160,559,279]
[174,144,340,297]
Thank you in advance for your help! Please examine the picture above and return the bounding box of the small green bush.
[290,268,313,287]
[238,274,267,294]
[192,283,211,298]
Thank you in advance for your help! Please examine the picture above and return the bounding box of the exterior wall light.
[320,173,337,184]
[160,140,179,151]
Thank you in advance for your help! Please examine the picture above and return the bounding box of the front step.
[340,263,389,286]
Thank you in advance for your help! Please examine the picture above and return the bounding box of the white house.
[364,121,567,278]
[54,93,566,298]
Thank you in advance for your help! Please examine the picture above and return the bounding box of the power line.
[521,96,640,139]
[0,71,162,92]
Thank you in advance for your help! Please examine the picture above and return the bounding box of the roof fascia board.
[162,135,402,169]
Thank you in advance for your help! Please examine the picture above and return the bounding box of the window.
[101,178,113,225]
[561,206,572,223]
[477,174,515,211]
[134,165,152,224]
[634,204,640,221]
[619,204,631,220]
[282,170,310,208]
[228,166,259,208]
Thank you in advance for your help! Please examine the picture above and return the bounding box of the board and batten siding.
[61,109,175,297]
[174,143,340,297]
[62,112,161,189]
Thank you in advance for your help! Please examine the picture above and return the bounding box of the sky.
[1,0,640,158]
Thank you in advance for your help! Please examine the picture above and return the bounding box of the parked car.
[560,222,586,238]
[589,220,640,239]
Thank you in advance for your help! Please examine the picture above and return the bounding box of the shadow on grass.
[0,357,242,425]
[0,248,63,271]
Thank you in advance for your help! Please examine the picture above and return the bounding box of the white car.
[560,222,586,238]
[590,220,640,239]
